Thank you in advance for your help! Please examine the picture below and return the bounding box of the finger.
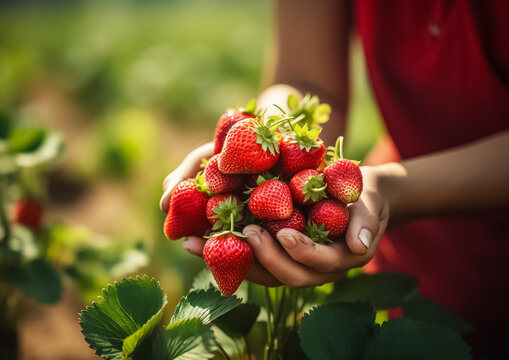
[277,228,350,273]
[183,236,281,287]
[242,225,341,287]
[160,142,214,212]
[345,198,380,255]
[160,169,183,212]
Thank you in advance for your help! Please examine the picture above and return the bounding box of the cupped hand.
[183,166,389,288]
[160,142,214,212]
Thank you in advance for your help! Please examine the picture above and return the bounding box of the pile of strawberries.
[163,96,363,295]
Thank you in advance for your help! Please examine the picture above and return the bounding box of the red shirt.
[356,0,509,352]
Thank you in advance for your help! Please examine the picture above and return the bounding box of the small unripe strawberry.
[203,155,245,194]
[164,179,210,240]
[307,199,349,243]
[264,208,305,237]
[248,179,293,220]
[324,136,363,204]
[204,234,253,296]
[289,169,327,205]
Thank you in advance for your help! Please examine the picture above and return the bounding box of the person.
[160,0,509,357]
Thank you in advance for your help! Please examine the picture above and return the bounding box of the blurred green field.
[0,0,384,302]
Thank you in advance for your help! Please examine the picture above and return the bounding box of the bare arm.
[379,130,509,226]
[259,0,352,145]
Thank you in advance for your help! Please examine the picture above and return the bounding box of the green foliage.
[214,303,260,337]
[327,272,418,309]
[171,288,242,324]
[402,297,473,334]
[362,318,471,360]
[79,276,167,360]
[152,319,215,360]
[299,304,369,360]
[7,127,46,153]
[5,258,62,303]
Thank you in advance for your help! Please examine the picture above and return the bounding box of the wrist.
[369,162,407,225]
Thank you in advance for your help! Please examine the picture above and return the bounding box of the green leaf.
[244,99,257,114]
[287,94,300,112]
[362,318,471,360]
[329,301,377,334]
[327,273,419,309]
[8,127,46,153]
[214,303,260,337]
[402,297,472,334]
[299,305,369,360]
[313,103,331,125]
[79,276,167,360]
[13,132,64,167]
[5,258,62,303]
[171,288,242,325]
[191,268,216,291]
[0,112,11,139]
[151,318,215,360]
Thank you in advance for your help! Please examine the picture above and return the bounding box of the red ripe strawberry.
[218,118,281,174]
[14,197,43,231]
[264,208,305,237]
[214,105,257,155]
[248,179,292,220]
[164,179,210,240]
[289,169,327,205]
[203,234,253,295]
[278,124,325,179]
[203,155,245,194]
[324,136,363,204]
[206,194,244,231]
[307,199,349,243]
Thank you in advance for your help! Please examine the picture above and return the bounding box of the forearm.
[375,130,509,226]
[259,0,351,145]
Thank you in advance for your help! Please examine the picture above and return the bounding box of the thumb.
[345,198,380,255]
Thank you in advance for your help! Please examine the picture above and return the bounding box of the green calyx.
[305,220,331,244]
[206,211,248,239]
[286,93,331,128]
[291,123,323,152]
[251,119,281,156]
[302,174,328,203]
[194,172,209,194]
[210,197,244,232]
[238,99,263,117]
[326,136,360,164]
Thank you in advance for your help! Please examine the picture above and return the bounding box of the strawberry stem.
[332,136,344,160]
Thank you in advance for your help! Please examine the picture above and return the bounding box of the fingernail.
[244,230,260,246]
[359,228,372,250]
[279,232,297,249]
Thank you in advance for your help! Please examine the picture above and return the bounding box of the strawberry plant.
[0,113,149,357]
[80,270,472,359]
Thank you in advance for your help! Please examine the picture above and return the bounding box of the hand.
[184,166,389,287]
[160,142,214,212]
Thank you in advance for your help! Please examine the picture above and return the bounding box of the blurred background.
[0,0,384,358]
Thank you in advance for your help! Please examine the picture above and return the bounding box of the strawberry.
[206,194,244,231]
[265,208,305,237]
[218,118,281,174]
[307,199,349,242]
[214,101,257,155]
[14,197,43,231]
[248,179,293,220]
[164,179,210,240]
[278,124,326,179]
[324,136,363,204]
[203,233,253,295]
[203,155,245,194]
[289,169,327,205]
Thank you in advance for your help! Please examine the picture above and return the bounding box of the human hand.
[159,142,214,212]
[183,166,389,287]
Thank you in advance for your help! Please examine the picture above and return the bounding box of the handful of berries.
[163,95,363,295]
